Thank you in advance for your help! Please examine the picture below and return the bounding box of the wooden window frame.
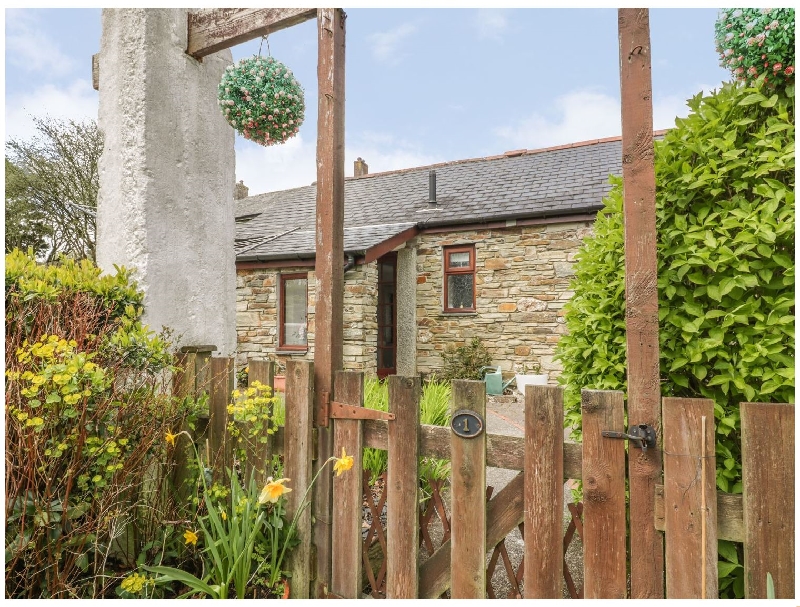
[443,244,476,313]
[279,272,308,351]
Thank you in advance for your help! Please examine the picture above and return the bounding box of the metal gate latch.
[602,424,657,452]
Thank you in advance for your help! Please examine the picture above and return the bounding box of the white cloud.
[347,131,442,176]
[495,84,717,150]
[495,90,621,149]
[5,80,98,142]
[367,23,417,65]
[5,9,76,74]
[235,130,443,195]
[235,134,317,195]
[473,9,509,41]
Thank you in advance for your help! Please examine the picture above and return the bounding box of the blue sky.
[5,7,732,195]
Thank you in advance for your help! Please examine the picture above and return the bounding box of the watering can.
[480,366,516,396]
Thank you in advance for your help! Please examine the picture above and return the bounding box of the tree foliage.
[5,116,102,261]
[556,79,795,496]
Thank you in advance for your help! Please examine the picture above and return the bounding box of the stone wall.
[236,263,378,374]
[412,220,594,381]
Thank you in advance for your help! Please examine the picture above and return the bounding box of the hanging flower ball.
[714,8,795,89]
[218,56,305,146]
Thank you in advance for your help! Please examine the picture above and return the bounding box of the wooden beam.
[654,485,744,543]
[186,8,317,59]
[312,8,346,597]
[618,8,664,599]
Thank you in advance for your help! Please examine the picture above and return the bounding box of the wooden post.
[208,357,234,482]
[171,351,197,498]
[312,7,346,595]
[663,397,717,599]
[524,385,563,598]
[386,375,421,598]
[242,360,274,485]
[450,380,486,599]
[284,360,315,599]
[618,8,664,599]
[741,402,794,598]
[581,389,626,599]
[330,371,363,599]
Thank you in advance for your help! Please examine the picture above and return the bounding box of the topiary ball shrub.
[218,56,305,146]
[715,8,795,88]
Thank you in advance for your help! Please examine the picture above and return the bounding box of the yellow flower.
[183,529,199,545]
[333,447,354,477]
[259,477,292,504]
[165,431,178,447]
[220,509,228,521]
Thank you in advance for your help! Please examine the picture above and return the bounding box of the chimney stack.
[354,157,369,177]
[234,180,249,200]
[428,170,437,204]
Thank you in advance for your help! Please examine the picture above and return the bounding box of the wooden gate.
[321,373,794,599]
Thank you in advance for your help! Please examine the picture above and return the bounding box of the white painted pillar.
[97,9,236,355]
[396,246,417,376]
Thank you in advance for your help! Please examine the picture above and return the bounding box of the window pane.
[449,251,470,268]
[382,326,394,346]
[283,278,307,346]
[379,347,394,369]
[379,262,395,282]
[447,274,474,309]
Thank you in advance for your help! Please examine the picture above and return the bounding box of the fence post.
[171,351,197,498]
[581,389,626,598]
[663,397,717,598]
[241,360,275,485]
[524,384,563,598]
[741,402,794,598]
[331,371,364,598]
[284,360,315,599]
[386,375,421,598]
[450,379,486,599]
[208,357,234,483]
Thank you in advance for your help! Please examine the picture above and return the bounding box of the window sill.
[440,311,477,317]
[275,349,309,355]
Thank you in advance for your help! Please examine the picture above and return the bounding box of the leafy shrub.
[556,80,794,598]
[4,250,191,598]
[440,337,492,381]
[715,8,795,88]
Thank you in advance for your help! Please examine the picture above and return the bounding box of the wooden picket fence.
[172,351,794,599]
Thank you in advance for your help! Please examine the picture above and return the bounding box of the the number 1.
[462,418,470,432]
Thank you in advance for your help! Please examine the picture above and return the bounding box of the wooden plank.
[618,8,664,599]
[283,360,315,599]
[365,421,582,479]
[386,376,421,598]
[655,485,744,542]
[208,357,233,481]
[186,8,317,59]
[241,360,274,485]
[581,389,626,598]
[524,385,563,598]
[450,380,486,599]
[330,371,363,599]
[663,397,717,599]
[312,9,346,596]
[419,471,524,599]
[171,352,196,501]
[741,402,794,598]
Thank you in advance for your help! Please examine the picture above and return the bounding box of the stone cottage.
[235,134,650,381]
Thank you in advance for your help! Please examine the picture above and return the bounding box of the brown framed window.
[443,245,475,312]
[279,273,308,349]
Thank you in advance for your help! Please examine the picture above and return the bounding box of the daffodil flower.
[259,477,292,504]
[184,529,199,545]
[333,447,354,477]
[165,432,178,447]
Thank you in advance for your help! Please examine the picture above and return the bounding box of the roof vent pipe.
[428,170,437,204]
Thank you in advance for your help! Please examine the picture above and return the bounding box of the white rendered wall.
[97,9,236,355]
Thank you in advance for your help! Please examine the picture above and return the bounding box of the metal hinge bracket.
[317,391,395,427]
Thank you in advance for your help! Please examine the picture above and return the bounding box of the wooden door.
[377,253,397,378]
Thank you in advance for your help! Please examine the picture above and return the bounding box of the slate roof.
[235,134,651,262]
